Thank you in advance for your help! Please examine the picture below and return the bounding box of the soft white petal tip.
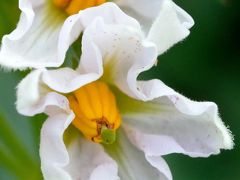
[0,56,31,71]
[216,117,234,150]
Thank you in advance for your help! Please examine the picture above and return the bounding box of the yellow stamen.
[68,81,121,144]
[53,0,107,15]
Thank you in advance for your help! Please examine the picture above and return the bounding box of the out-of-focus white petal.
[16,69,70,116]
[0,0,65,70]
[147,0,194,54]
[105,129,172,180]
[116,80,233,157]
[41,114,119,180]
[64,130,119,180]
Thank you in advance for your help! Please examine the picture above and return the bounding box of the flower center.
[53,0,107,15]
[68,81,121,144]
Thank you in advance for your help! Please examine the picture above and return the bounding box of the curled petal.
[16,69,70,116]
[78,2,140,29]
[0,0,66,70]
[78,17,158,99]
[116,0,194,49]
[42,67,100,93]
[56,2,140,76]
[116,80,233,157]
[147,0,194,54]
[40,112,74,180]
[41,2,192,96]
[42,3,142,93]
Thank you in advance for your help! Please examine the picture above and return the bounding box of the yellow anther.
[68,81,121,144]
[53,0,107,15]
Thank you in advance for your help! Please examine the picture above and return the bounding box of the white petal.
[65,131,119,180]
[105,129,172,180]
[116,0,164,19]
[42,3,142,93]
[42,67,100,93]
[56,2,140,75]
[117,80,233,158]
[147,0,194,54]
[40,112,74,180]
[116,0,194,44]
[57,14,84,70]
[16,69,70,116]
[45,2,193,98]
[0,0,65,70]
[78,18,158,99]
[115,0,163,32]
[41,113,119,180]
[79,2,140,29]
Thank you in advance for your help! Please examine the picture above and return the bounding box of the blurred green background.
[0,0,239,179]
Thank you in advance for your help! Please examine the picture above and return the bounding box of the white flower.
[0,0,193,70]
[15,3,233,180]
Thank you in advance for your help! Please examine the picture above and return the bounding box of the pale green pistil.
[101,126,116,144]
